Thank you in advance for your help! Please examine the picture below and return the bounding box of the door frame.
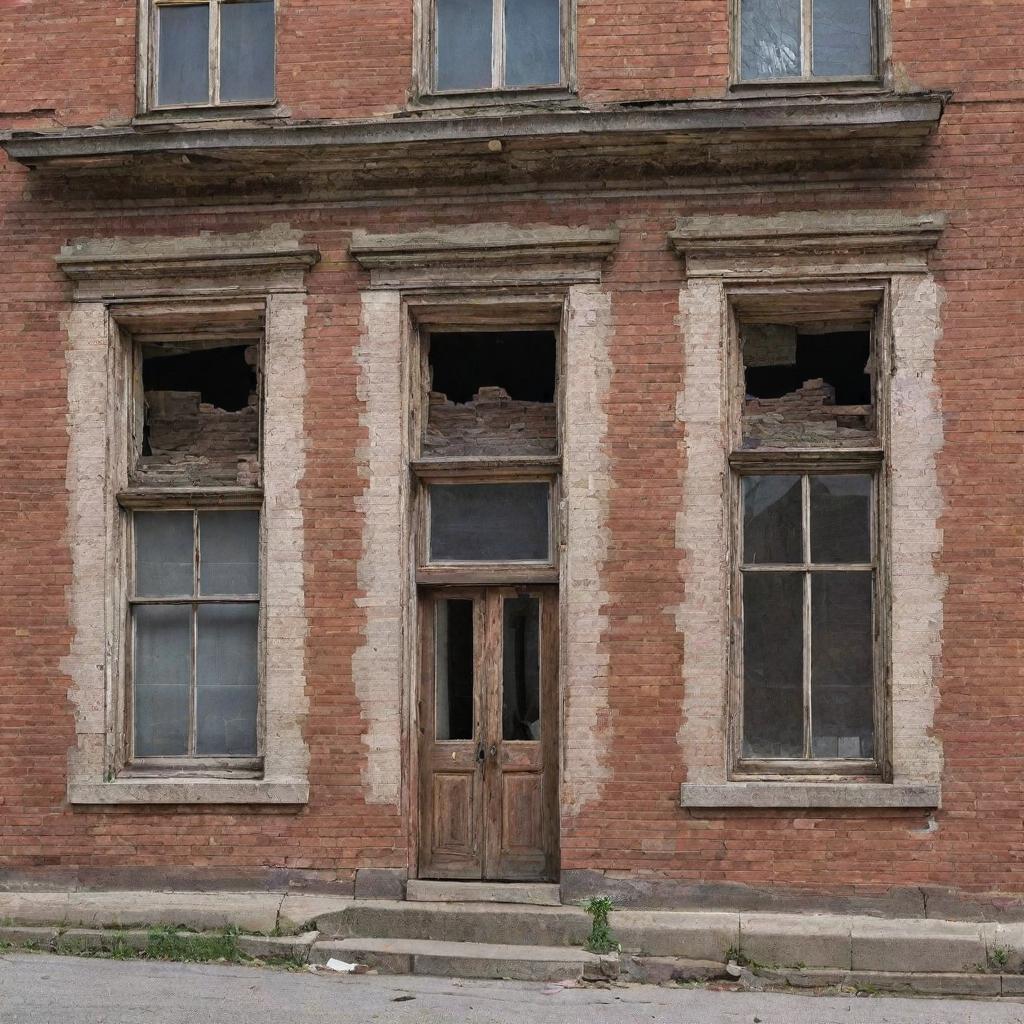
[416,584,560,882]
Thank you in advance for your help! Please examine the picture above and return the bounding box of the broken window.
[131,509,260,759]
[425,331,557,457]
[740,473,875,761]
[151,0,275,109]
[432,0,564,92]
[740,323,875,449]
[738,0,875,81]
[134,341,260,487]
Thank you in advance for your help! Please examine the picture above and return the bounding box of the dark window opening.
[142,344,256,413]
[436,599,475,741]
[743,327,871,405]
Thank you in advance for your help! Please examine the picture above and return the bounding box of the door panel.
[419,586,558,882]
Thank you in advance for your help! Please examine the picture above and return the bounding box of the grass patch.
[144,925,242,963]
[583,896,619,955]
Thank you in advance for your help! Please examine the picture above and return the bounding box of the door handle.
[488,744,497,760]
[476,745,486,763]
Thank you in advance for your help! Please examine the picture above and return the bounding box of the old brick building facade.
[0,0,1020,917]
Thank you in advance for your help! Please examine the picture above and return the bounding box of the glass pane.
[740,0,801,79]
[810,474,871,564]
[134,605,191,756]
[743,475,802,565]
[430,483,549,562]
[156,3,210,106]
[502,596,541,740]
[436,0,492,90]
[811,572,874,758]
[220,0,276,102]
[436,600,475,741]
[812,0,872,76]
[742,572,803,758]
[504,0,560,87]
[199,510,259,596]
[135,512,194,597]
[196,604,259,756]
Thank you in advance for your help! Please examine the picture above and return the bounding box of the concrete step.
[312,936,613,982]
[314,899,591,947]
[406,881,561,906]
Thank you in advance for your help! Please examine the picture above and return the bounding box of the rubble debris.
[425,385,557,456]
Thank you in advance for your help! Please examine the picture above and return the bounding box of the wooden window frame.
[726,289,891,782]
[414,0,577,101]
[730,0,882,87]
[117,330,267,779]
[140,0,278,114]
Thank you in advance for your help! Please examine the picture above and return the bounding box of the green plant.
[725,945,765,972]
[144,926,241,964]
[985,946,1013,972]
[583,896,619,954]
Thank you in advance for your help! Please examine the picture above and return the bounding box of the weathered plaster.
[673,213,946,809]
[352,290,405,806]
[560,284,614,815]
[60,229,315,804]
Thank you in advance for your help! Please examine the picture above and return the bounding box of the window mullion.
[802,0,813,78]
[802,475,812,759]
[493,0,504,88]
[190,510,200,757]
[209,0,221,105]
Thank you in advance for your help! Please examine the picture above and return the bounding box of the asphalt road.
[0,953,1021,1024]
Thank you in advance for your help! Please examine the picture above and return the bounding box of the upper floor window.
[149,0,276,109]
[430,0,566,93]
[737,0,876,82]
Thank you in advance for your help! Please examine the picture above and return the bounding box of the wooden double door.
[418,586,558,882]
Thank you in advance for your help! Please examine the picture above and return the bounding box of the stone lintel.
[68,779,309,805]
[680,782,941,809]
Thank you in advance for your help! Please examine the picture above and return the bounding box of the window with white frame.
[731,301,885,777]
[736,0,877,82]
[147,0,276,109]
[428,0,567,93]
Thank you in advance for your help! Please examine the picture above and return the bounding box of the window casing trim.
[138,0,278,115]
[729,0,885,87]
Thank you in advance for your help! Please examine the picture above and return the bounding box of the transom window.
[739,472,877,763]
[150,0,276,109]
[431,0,565,93]
[737,0,876,82]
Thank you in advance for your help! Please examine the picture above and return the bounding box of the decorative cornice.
[669,210,947,278]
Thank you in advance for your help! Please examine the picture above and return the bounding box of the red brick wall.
[1,1,1023,906]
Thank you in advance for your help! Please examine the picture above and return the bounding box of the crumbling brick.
[424,386,557,456]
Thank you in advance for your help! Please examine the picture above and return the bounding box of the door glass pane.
[502,596,541,740]
[436,0,492,90]
[504,0,560,87]
[743,475,802,565]
[812,0,872,76]
[430,483,549,562]
[135,511,194,597]
[811,572,874,758]
[199,510,260,596]
[740,0,801,79]
[220,0,276,102]
[134,605,191,756]
[436,600,475,740]
[196,604,259,756]
[742,572,803,757]
[156,3,210,106]
[810,474,871,564]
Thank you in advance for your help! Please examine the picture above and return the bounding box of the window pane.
[743,475,802,565]
[134,605,191,756]
[811,572,874,758]
[504,0,560,87]
[436,600,475,741]
[740,0,801,79]
[199,510,259,595]
[810,474,871,564]
[196,604,259,756]
[156,3,210,106]
[135,512,194,597]
[430,483,549,562]
[220,0,276,102]
[502,596,541,740]
[812,0,872,76]
[743,572,803,758]
[436,0,492,90]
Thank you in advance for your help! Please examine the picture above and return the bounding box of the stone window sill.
[69,778,309,805]
[680,782,940,809]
